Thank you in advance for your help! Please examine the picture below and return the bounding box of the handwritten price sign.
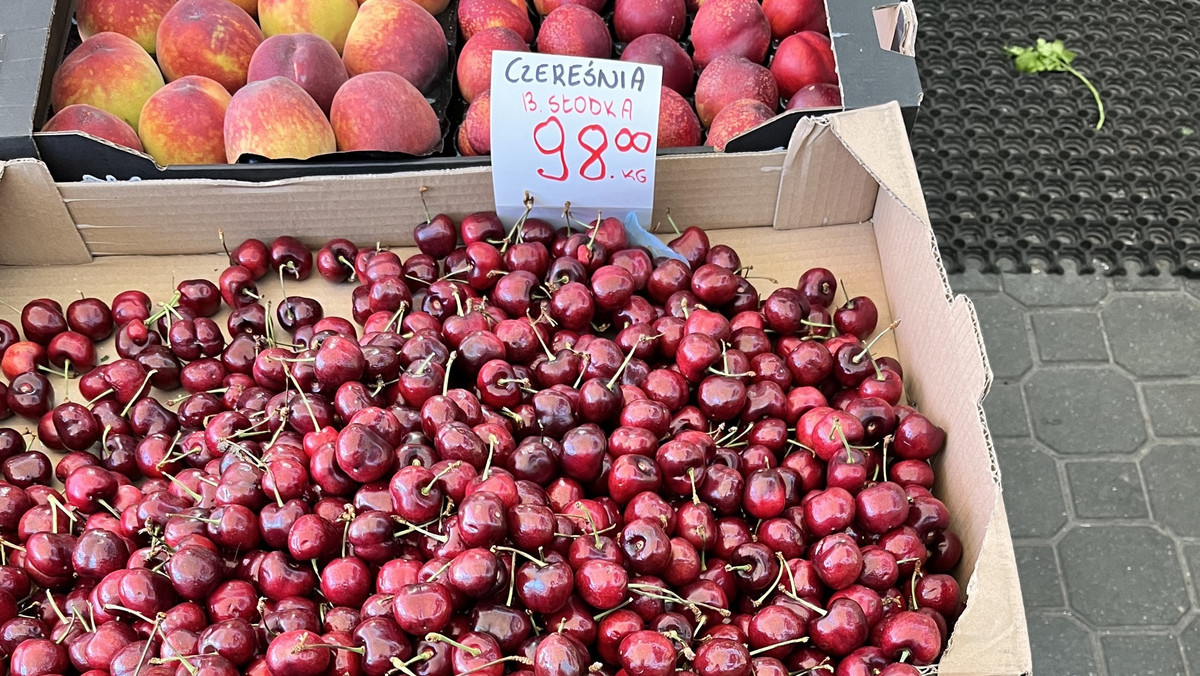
[490,52,663,225]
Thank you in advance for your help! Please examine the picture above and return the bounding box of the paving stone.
[1059,525,1189,626]
[1065,461,1149,519]
[1184,544,1200,595]
[1015,543,1065,608]
[983,381,1030,438]
[969,294,1033,380]
[1103,295,1200,377]
[1178,616,1200,674]
[1027,612,1101,676]
[1101,634,1186,676]
[994,439,1068,537]
[1143,383,1200,437]
[947,268,1001,293]
[1002,271,1109,307]
[1142,445,1200,538]
[1030,311,1109,362]
[1024,367,1147,455]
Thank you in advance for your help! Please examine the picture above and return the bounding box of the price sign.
[490,51,663,225]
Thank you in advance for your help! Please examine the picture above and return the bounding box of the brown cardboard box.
[0,102,1030,675]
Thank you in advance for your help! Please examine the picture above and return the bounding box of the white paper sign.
[490,52,662,226]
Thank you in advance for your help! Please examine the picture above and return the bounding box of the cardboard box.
[0,0,921,181]
[0,103,1028,675]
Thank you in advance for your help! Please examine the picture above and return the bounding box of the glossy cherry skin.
[692,638,751,676]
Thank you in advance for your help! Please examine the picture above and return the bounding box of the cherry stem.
[881,434,894,482]
[459,655,533,676]
[421,461,460,496]
[852,319,902,364]
[506,547,518,606]
[725,564,752,572]
[592,598,633,621]
[339,256,358,282]
[84,388,115,407]
[442,351,457,396]
[481,436,497,480]
[424,633,481,657]
[708,367,756,378]
[749,636,810,656]
[787,594,828,617]
[393,516,448,543]
[665,209,681,235]
[752,558,786,607]
[384,302,410,333]
[578,504,602,549]
[44,590,68,626]
[104,603,157,624]
[607,335,649,390]
[661,631,695,659]
[688,467,701,506]
[899,649,911,664]
[418,186,432,223]
[120,369,160,417]
[159,470,203,504]
[427,559,453,581]
[494,545,546,567]
[218,229,231,260]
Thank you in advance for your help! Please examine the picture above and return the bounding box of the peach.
[691,0,770,69]
[258,0,359,53]
[613,0,686,42]
[75,0,178,53]
[532,0,603,16]
[786,82,841,110]
[410,0,452,14]
[536,5,610,59]
[770,31,837,99]
[706,98,774,151]
[224,76,336,161]
[228,0,258,15]
[620,34,694,96]
[331,72,442,155]
[458,0,535,43]
[50,32,164,132]
[657,88,701,149]
[41,104,144,152]
[138,75,231,165]
[458,90,492,155]
[156,0,263,93]
[762,0,826,40]
[694,54,777,127]
[343,0,449,93]
[247,34,349,114]
[457,28,528,104]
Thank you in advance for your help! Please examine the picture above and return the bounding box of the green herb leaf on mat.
[1005,38,1105,130]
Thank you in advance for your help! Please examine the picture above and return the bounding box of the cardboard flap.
[773,110,878,229]
[0,159,89,265]
[824,101,929,222]
[939,500,1033,676]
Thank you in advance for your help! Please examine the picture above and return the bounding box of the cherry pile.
[0,209,962,676]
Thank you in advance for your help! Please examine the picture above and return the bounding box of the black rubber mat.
[910,0,1200,277]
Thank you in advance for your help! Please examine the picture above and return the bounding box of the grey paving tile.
[1002,272,1109,307]
[1101,634,1186,676]
[1065,461,1149,519]
[1015,543,1065,608]
[1142,444,1200,537]
[983,381,1031,438]
[969,293,1033,380]
[1103,295,1200,377]
[1024,367,1147,455]
[994,439,1068,537]
[1144,383,1200,437]
[1178,616,1200,674]
[947,268,1001,293]
[1030,310,1109,363]
[1059,525,1189,626]
[1183,544,1200,595]
[1027,612,1101,676]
